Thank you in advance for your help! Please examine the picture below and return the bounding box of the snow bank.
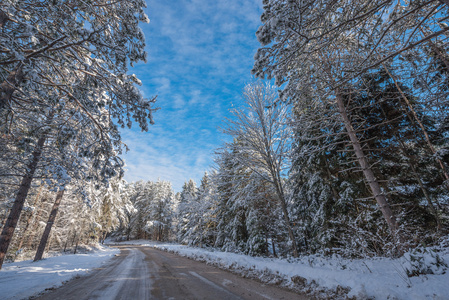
[0,245,119,300]
[114,240,449,299]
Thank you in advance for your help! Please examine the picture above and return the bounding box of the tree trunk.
[324,159,340,202]
[264,231,269,255]
[0,214,6,230]
[273,179,299,257]
[34,190,65,261]
[0,65,24,112]
[45,232,53,254]
[0,135,47,269]
[408,161,441,228]
[13,186,44,262]
[381,64,449,188]
[378,104,442,228]
[0,9,9,28]
[271,238,277,257]
[335,90,399,233]
[74,238,79,254]
[71,232,77,247]
[63,232,70,252]
[389,121,441,228]
[25,199,45,250]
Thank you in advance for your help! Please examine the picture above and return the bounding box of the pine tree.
[0,0,156,269]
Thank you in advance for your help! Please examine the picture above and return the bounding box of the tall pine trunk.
[34,190,65,261]
[335,90,399,234]
[0,112,53,269]
[0,136,46,269]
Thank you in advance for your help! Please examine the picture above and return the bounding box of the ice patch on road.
[222,278,233,286]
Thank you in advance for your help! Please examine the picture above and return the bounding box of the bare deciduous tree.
[223,82,298,257]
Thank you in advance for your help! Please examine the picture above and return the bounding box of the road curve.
[33,245,309,300]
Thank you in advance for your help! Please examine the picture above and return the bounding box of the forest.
[1,0,449,271]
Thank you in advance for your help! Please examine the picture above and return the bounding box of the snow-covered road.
[34,245,308,300]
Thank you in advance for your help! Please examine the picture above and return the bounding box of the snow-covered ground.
[0,245,119,300]
[112,239,449,299]
[2,239,447,299]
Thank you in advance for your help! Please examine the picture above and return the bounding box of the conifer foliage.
[152,1,449,258]
[0,0,156,269]
[250,0,449,255]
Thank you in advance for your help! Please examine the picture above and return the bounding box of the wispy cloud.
[121,0,264,191]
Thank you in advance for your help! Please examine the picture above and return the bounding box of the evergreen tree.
[176,179,198,244]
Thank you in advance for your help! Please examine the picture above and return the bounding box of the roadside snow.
[0,245,119,300]
[113,239,449,299]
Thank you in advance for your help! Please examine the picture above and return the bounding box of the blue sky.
[120,0,264,191]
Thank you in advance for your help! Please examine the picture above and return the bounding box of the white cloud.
[153,77,171,93]
[173,94,186,109]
